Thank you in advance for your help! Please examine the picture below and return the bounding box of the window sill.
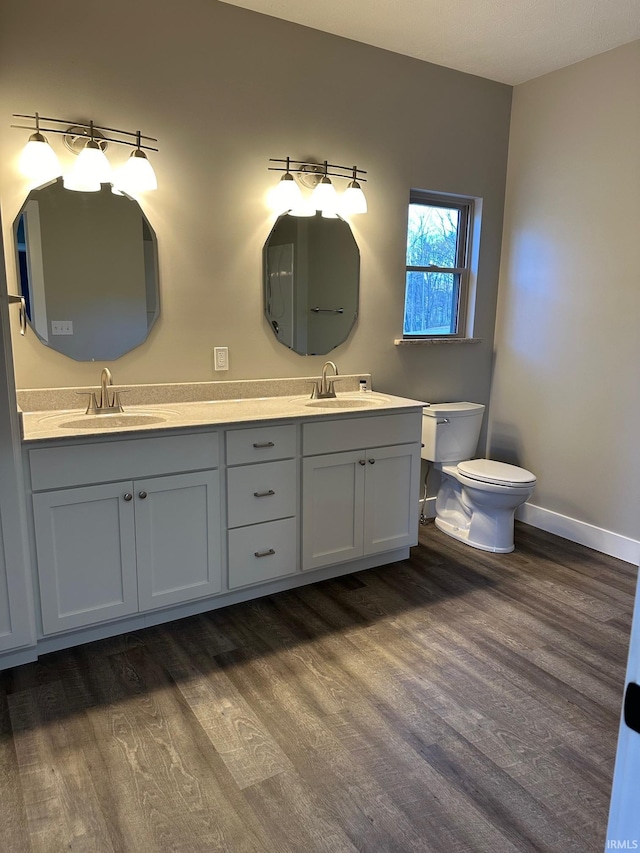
[394,337,482,346]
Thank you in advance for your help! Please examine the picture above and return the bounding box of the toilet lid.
[457,459,536,487]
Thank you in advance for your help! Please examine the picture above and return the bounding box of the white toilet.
[422,402,536,553]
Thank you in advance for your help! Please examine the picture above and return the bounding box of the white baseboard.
[420,497,640,565]
[517,503,640,565]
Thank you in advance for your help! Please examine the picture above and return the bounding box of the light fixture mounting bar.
[12,114,158,152]
[268,158,366,182]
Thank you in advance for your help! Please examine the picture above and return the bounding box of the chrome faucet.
[311,360,340,399]
[81,367,125,414]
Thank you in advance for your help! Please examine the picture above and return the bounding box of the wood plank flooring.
[0,521,636,852]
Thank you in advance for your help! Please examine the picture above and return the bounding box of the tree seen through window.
[403,195,470,337]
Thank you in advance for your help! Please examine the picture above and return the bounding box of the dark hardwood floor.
[1,521,636,852]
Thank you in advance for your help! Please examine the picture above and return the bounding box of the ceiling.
[219,0,640,85]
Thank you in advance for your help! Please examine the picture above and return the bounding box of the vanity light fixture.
[310,162,339,217]
[342,166,368,215]
[113,131,158,193]
[63,122,112,191]
[268,158,367,216]
[268,156,304,213]
[12,113,159,192]
[16,112,62,185]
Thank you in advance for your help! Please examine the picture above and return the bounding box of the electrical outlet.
[214,346,229,371]
[51,320,73,335]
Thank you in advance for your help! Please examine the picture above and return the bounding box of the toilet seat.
[456,459,536,488]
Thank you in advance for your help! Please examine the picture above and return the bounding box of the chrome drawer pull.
[253,441,275,448]
[254,489,275,498]
[255,548,276,558]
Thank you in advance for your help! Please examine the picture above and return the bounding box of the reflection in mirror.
[14,178,159,361]
[264,212,360,356]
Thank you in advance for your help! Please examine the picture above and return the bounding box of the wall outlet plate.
[214,346,229,371]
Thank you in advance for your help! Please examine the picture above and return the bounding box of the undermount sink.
[58,414,168,430]
[304,394,389,409]
[39,409,178,430]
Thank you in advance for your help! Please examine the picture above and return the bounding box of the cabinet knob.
[138,491,148,500]
[368,458,375,465]
[123,493,133,502]
[359,459,366,466]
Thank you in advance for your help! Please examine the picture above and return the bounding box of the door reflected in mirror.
[263,212,359,356]
[14,178,159,361]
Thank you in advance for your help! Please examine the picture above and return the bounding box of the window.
[403,191,473,338]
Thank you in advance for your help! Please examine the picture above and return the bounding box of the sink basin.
[304,395,389,409]
[38,408,179,430]
[57,413,169,429]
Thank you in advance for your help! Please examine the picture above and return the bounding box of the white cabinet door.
[135,470,222,611]
[302,450,365,571]
[302,444,420,571]
[363,444,420,555]
[302,451,366,570]
[0,501,35,653]
[33,482,139,634]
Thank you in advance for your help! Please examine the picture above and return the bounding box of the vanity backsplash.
[16,374,371,413]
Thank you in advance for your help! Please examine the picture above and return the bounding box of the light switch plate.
[51,320,73,335]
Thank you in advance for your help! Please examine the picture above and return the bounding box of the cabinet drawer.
[302,412,421,456]
[228,517,297,589]
[227,459,296,528]
[226,424,296,465]
[29,431,219,491]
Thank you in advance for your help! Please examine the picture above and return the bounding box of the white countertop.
[20,391,425,443]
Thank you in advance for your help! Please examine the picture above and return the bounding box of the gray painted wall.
[490,41,640,541]
[0,0,511,414]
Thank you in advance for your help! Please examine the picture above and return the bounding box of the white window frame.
[403,190,474,340]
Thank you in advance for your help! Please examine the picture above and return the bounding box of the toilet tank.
[421,402,485,463]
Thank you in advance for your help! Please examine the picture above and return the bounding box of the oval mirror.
[263,212,359,355]
[13,178,159,361]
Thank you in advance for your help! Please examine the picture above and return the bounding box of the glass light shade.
[64,140,111,192]
[289,201,316,217]
[114,149,158,193]
[310,176,338,215]
[18,134,62,185]
[341,181,368,215]
[268,173,303,213]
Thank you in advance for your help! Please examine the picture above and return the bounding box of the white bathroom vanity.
[2,377,423,670]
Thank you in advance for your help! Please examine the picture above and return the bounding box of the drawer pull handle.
[123,493,133,502]
[359,459,366,466]
[138,491,148,499]
[255,548,276,558]
[253,441,275,448]
[254,489,275,498]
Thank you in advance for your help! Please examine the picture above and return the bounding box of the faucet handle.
[109,389,128,413]
[76,390,101,414]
